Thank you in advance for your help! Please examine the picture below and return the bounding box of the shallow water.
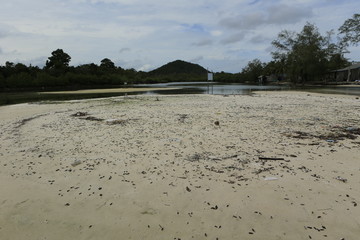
[299,86,360,96]
[138,82,289,95]
[138,82,360,96]
[1,82,359,106]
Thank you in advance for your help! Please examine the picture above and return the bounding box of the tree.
[326,53,349,71]
[45,49,71,70]
[76,63,100,75]
[240,59,264,83]
[5,61,14,68]
[271,23,336,84]
[3,61,15,78]
[14,63,29,73]
[6,72,33,88]
[323,30,349,69]
[339,13,360,47]
[0,73,5,88]
[100,58,116,69]
[263,60,287,81]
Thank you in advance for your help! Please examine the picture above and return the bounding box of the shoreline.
[2,84,360,107]
[39,87,179,95]
[0,92,359,240]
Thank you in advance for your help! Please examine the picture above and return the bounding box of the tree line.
[0,14,359,90]
[0,49,146,90]
[229,14,359,84]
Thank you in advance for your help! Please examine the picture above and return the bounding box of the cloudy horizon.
[0,0,359,73]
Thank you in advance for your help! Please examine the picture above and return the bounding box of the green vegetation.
[0,55,142,90]
[339,13,360,47]
[0,14,359,90]
[270,22,348,84]
[234,14,359,85]
[146,60,208,82]
[44,49,71,71]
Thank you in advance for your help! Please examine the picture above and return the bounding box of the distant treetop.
[45,49,71,70]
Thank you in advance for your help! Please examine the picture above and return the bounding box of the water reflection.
[136,82,360,96]
[137,82,291,95]
[299,86,360,96]
[2,82,359,106]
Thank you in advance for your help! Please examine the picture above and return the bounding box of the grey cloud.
[190,56,204,63]
[0,31,8,38]
[115,58,152,71]
[267,4,313,24]
[119,48,131,53]
[265,45,274,53]
[192,39,213,46]
[221,32,247,44]
[114,59,129,68]
[219,4,313,30]
[0,49,19,59]
[138,64,152,72]
[0,23,42,40]
[0,24,16,38]
[250,34,270,44]
[219,12,265,30]
[249,0,261,5]
[22,56,48,67]
[65,24,99,33]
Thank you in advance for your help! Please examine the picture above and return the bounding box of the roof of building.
[334,62,360,72]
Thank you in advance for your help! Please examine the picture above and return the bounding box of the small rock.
[211,205,218,210]
[335,176,347,183]
[71,160,82,167]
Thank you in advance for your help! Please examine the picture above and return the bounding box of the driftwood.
[83,116,104,121]
[71,112,88,117]
[258,157,289,162]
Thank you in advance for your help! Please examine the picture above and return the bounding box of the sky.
[0,0,359,73]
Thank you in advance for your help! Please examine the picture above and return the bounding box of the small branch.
[258,157,289,162]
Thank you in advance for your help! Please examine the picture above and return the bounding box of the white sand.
[0,92,359,240]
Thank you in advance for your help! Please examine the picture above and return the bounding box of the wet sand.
[0,92,359,240]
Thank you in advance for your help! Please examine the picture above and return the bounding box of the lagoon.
[1,82,360,106]
[138,82,360,96]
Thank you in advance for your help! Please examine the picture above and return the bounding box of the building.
[330,62,360,82]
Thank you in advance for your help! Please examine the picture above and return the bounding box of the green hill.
[146,60,208,82]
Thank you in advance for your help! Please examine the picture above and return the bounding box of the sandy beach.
[0,92,359,240]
